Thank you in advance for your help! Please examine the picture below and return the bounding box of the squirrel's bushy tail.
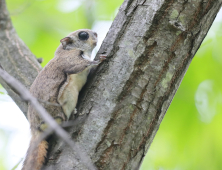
[22,134,48,170]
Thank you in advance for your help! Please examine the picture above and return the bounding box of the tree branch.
[0,0,42,116]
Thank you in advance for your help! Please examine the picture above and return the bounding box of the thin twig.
[28,119,86,160]
[0,68,97,170]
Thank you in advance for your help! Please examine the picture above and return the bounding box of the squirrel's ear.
[60,37,73,50]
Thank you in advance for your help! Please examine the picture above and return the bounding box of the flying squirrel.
[22,29,105,170]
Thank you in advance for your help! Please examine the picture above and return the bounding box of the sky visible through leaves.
[0,0,222,170]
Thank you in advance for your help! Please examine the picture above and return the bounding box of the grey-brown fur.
[28,29,98,131]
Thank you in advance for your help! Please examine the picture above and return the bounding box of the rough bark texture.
[0,0,42,116]
[0,0,221,169]
[45,0,222,169]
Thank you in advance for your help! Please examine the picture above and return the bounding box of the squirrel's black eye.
[78,31,89,40]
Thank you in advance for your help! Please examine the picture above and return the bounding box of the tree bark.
[0,0,42,116]
[0,0,221,170]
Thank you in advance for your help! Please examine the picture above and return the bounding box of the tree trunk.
[0,0,221,169]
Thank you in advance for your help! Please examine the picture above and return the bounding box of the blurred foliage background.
[0,0,222,169]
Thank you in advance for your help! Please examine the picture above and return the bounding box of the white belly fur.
[58,68,90,119]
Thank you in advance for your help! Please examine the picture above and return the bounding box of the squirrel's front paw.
[99,54,107,62]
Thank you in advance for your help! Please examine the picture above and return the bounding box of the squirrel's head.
[60,29,98,52]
